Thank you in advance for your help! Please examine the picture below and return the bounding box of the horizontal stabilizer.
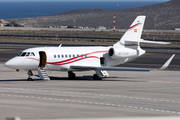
[125,39,171,44]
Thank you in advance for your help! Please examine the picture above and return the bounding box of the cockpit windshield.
[18,52,35,57]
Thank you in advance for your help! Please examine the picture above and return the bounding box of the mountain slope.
[8,0,180,30]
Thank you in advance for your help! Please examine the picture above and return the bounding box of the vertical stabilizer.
[114,16,146,47]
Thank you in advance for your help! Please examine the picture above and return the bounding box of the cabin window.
[85,54,87,57]
[58,55,60,58]
[65,54,68,58]
[73,54,75,58]
[69,54,71,58]
[61,55,64,58]
[77,54,79,58]
[54,55,56,58]
[81,54,83,57]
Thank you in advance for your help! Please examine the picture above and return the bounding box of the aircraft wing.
[70,54,175,72]
[70,66,153,71]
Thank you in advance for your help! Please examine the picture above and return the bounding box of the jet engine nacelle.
[108,47,137,59]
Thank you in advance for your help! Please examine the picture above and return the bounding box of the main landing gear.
[93,74,102,80]
[93,70,109,80]
[68,71,76,79]
[68,70,107,80]
[68,71,103,80]
[27,70,33,81]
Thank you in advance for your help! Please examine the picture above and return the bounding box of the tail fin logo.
[134,29,137,32]
[128,23,141,30]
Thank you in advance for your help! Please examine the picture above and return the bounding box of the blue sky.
[0,0,170,2]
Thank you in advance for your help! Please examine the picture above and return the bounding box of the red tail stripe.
[128,23,141,30]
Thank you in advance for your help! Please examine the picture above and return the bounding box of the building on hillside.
[0,20,9,27]
[174,28,180,30]
[0,24,4,27]
[98,26,106,30]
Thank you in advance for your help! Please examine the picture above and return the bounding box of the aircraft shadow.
[0,79,39,82]
[0,75,145,82]
[49,76,144,82]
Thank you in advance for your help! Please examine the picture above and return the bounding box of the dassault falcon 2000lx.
[5,16,175,81]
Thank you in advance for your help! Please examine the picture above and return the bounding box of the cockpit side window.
[18,52,35,57]
[26,52,30,56]
[30,52,35,56]
[20,52,27,57]
[18,52,23,56]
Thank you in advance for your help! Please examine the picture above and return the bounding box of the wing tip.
[159,54,175,70]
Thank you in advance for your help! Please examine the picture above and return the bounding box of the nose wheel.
[27,70,34,81]
[27,77,33,81]
[68,71,76,79]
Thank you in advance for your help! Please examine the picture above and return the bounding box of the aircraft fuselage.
[5,46,144,71]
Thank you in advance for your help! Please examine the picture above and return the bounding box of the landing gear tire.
[27,78,33,81]
[68,71,76,79]
[93,74,101,80]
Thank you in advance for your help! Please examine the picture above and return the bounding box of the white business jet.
[4,16,174,81]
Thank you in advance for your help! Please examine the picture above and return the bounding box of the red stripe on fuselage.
[47,50,108,65]
[47,56,100,65]
[26,58,40,61]
[49,56,78,65]
[86,50,108,55]
[27,50,108,65]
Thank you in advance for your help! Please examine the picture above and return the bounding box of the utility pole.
[73,19,76,28]
[152,15,159,30]
[113,14,116,32]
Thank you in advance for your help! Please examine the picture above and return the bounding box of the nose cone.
[4,57,22,69]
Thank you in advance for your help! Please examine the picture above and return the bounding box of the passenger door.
[39,51,47,68]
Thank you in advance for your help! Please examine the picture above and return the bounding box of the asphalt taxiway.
[1,63,180,119]
[0,42,180,119]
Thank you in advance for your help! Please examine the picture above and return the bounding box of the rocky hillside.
[7,0,180,30]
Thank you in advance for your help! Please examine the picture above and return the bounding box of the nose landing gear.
[27,70,33,81]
